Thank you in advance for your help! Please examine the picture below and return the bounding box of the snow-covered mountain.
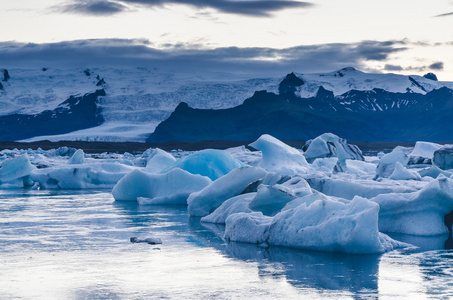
[1,66,453,142]
[148,69,453,143]
[0,67,279,141]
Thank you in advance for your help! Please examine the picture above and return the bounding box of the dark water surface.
[1,190,453,299]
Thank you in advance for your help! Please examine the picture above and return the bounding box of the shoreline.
[0,139,431,154]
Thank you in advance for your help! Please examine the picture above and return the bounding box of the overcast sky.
[1,0,453,80]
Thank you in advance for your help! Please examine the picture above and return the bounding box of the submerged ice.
[3,133,453,254]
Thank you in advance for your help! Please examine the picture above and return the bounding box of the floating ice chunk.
[201,193,256,224]
[303,133,364,168]
[112,168,211,203]
[164,149,243,180]
[306,177,420,200]
[408,141,442,165]
[130,237,162,244]
[0,154,35,187]
[225,212,273,245]
[312,157,338,174]
[249,134,309,175]
[249,177,312,216]
[388,162,421,181]
[345,159,376,176]
[369,176,453,235]
[225,145,262,166]
[145,148,176,173]
[188,167,267,217]
[418,165,453,178]
[433,146,453,170]
[225,197,407,254]
[31,162,135,189]
[376,146,411,178]
[68,149,85,164]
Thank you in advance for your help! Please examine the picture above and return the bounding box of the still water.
[1,190,453,299]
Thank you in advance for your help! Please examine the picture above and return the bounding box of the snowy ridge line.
[2,67,453,142]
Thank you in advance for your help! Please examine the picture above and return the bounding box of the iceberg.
[303,133,364,168]
[188,167,267,217]
[0,154,35,188]
[144,148,176,173]
[31,162,135,189]
[201,193,256,224]
[306,177,419,200]
[68,149,85,165]
[408,141,442,165]
[249,134,309,175]
[375,146,411,178]
[164,149,243,180]
[368,176,453,235]
[249,177,312,216]
[433,146,453,170]
[388,162,421,181]
[112,168,211,204]
[225,196,406,254]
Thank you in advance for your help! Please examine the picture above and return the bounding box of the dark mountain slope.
[0,89,105,141]
[147,85,453,143]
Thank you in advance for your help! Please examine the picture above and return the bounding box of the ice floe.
[2,134,453,254]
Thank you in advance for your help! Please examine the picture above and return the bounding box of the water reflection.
[187,217,380,297]
[387,232,450,252]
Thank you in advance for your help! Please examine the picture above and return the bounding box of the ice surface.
[201,193,256,224]
[408,141,442,165]
[0,154,35,188]
[225,196,407,254]
[376,146,411,178]
[388,162,421,181]
[303,133,364,168]
[164,149,243,181]
[249,177,312,216]
[144,148,176,174]
[112,168,211,204]
[433,146,453,170]
[249,134,309,175]
[31,162,135,189]
[418,166,453,178]
[68,149,85,165]
[368,176,453,235]
[4,134,453,253]
[306,177,420,200]
[187,167,267,217]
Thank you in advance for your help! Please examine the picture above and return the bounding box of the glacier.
[2,67,453,142]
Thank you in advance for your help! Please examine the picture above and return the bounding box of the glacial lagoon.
[1,189,453,299]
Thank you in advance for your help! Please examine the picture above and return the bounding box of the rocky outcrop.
[278,72,304,95]
[0,89,105,141]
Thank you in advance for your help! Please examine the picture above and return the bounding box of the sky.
[1,0,453,80]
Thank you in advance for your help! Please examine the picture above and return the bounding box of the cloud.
[434,11,453,17]
[384,64,403,71]
[0,39,410,78]
[57,0,130,16]
[57,0,313,17]
[429,62,444,70]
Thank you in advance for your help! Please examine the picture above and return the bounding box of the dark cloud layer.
[0,39,409,78]
[384,64,403,71]
[434,11,453,17]
[429,62,444,70]
[59,0,130,15]
[57,0,312,17]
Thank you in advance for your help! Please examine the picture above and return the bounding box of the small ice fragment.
[130,237,163,245]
